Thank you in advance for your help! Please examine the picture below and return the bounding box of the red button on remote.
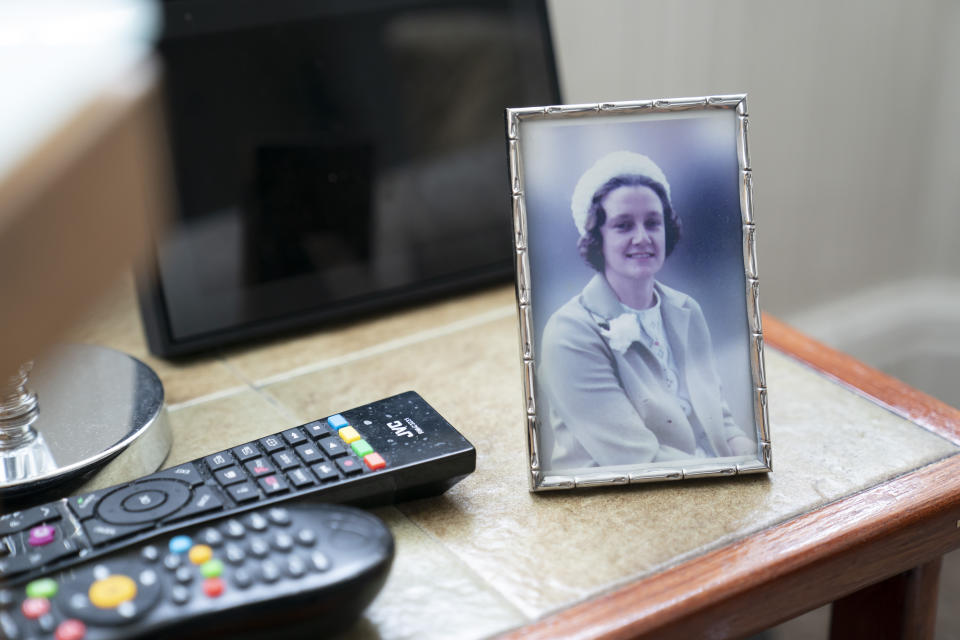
[55,619,86,640]
[21,597,50,619]
[363,452,386,470]
[203,577,224,598]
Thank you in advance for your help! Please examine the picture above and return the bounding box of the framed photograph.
[507,95,770,491]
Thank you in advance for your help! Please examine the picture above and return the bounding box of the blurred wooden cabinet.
[0,2,168,377]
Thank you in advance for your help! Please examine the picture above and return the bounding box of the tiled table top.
[69,275,960,639]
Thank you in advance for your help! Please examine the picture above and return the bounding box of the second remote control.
[0,503,394,640]
[0,391,473,586]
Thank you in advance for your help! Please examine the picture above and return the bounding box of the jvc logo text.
[386,420,414,438]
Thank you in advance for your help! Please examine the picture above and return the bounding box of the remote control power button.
[89,575,137,609]
[121,491,167,513]
[55,619,86,640]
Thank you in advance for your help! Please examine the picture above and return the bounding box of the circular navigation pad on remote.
[97,481,191,525]
[121,490,167,513]
[57,560,163,626]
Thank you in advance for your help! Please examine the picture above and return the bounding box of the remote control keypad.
[190,413,390,511]
[1,505,389,640]
[74,415,386,552]
[0,391,475,589]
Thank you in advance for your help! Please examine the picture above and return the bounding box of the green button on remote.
[201,559,224,578]
[26,578,58,599]
[351,440,374,458]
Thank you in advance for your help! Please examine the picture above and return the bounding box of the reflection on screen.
[155,0,557,343]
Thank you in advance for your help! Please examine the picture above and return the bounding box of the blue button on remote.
[169,536,192,554]
[326,414,349,429]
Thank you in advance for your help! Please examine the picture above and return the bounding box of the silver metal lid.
[0,344,171,497]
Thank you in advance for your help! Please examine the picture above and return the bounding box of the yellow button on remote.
[338,426,361,444]
[189,544,213,565]
[89,575,137,609]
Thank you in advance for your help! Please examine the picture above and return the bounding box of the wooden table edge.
[498,313,960,639]
[761,313,960,445]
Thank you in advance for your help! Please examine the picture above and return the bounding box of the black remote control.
[0,503,394,640]
[0,391,473,587]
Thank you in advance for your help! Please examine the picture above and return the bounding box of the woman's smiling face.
[599,185,666,285]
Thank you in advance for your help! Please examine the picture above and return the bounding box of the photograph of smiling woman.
[538,149,755,470]
[515,106,761,476]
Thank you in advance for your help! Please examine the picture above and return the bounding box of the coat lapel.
[576,276,705,454]
[581,276,693,361]
[579,274,623,325]
[657,284,691,375]
[581,276,678,374]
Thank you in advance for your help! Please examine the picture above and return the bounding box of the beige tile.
[222,284,516,383]
[264,316,958,619]
[163,388,293,467]
[70,388,289,494]
[64,273,247,404]
[343,507,527,640]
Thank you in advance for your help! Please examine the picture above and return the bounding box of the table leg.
[829,558,942,640]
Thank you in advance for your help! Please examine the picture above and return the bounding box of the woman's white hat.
[570,151,671,236]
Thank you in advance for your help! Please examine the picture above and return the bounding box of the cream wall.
[547,0,960,316]
[546,0,960,402]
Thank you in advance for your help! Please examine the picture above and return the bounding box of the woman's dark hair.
[577,174,682,272]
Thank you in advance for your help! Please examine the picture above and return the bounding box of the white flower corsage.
[601,313,642,355]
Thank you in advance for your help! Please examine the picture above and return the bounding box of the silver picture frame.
[507,95,771,491]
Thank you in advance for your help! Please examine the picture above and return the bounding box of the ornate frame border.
[506,95,771,491]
